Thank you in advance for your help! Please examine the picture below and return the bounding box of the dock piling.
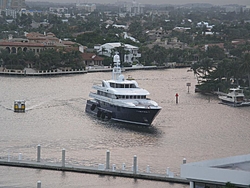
[146,165,150,173]
[112,164,116,171]
[122,163,126,170]
[190,181,194,188]
[183,158,186,164]
[37,181,41,188]
[18,153,22,160]
[133,155,137,174]
[7,153,10,162]
[37,145,41,162]
[62,148,65,167]
[106,150,110,169]
[166,167,170,176]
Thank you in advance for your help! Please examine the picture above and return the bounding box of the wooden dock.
[0,158,188,184]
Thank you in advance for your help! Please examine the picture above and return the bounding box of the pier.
[0,146,189,185]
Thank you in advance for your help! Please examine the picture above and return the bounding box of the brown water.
[0,68,249,188]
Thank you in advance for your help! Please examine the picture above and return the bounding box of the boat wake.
[0,103,13,111]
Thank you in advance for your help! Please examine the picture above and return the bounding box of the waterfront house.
[96,42,141,64]
[80,52,104,67]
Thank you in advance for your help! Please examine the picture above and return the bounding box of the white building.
[197,21,214,30]
[49,7,68,13]
[119,0,145,16]
[76,4,96,12]
[181,154,250,188]
[96,42,141,64]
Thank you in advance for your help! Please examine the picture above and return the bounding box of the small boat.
[14,100,25,112]
[85,53,161,126]
[218,87,250,107]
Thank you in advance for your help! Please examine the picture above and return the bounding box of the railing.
[0,145,189,187]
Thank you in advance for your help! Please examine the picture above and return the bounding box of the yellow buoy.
[14,100,25,112]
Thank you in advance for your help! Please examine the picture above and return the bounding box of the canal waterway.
[0,68,249,188]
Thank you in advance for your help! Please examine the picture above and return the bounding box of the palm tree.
[240,53,250,87]
[193,58,215,79]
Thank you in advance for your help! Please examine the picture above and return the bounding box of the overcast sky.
[68,0,249,6]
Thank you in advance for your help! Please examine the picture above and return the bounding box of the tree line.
[0,49,84,71]
[192,45,250,96]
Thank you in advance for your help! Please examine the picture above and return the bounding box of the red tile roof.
[81,53,104,61]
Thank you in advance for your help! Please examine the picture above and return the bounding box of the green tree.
[225,182,235,188]
[37,49,61,70]
[240,53,250,87]
[206,45,225,60]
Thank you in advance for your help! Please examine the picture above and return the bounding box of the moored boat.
[85,53,161,126]
[218,87,250,107]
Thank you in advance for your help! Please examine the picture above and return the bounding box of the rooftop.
[181,154,250,187]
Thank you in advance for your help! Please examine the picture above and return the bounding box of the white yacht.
[218,87,250,107]
[85,53,161,126]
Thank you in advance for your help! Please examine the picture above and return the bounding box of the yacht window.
[126,96,129,99]
[131,84,136,88]
[102,81,105,87]
[130,96,133,99]
[122,96,125,99]
[110,83,115,88]
[117,84,121,88]
[133,96,136,99]
[125,84,129,88]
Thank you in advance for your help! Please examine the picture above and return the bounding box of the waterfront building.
[181,154,250,188]
[80,52,104,67]
[96,42,141,64]
[0,32,78,55]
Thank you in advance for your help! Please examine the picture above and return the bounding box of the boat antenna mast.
[112,52,121,80]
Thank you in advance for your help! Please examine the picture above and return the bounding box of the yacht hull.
[220,99,250,107]
[85,100,161,126]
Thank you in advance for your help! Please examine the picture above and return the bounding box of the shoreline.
[0,65,190,77]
